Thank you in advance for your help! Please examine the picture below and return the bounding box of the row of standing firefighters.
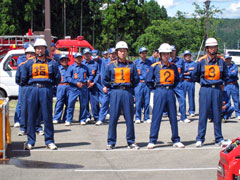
[13,37,239,150]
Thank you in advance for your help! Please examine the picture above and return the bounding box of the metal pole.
[204,0,210,39]
[64,1,66,37]
[92,16,95,47]
[80,0,83,36]
[206,6,209,38]
[44,0,51,54]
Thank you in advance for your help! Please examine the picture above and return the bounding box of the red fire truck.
[218,137,240,180]
[55,36,94,65]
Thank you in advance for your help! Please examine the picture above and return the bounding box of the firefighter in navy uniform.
[21,39,61,150]
[224,54,240,120]
[192,38,230,147]
[103,41,140,150]
[146,43,185,149]
[134,47,152,124]
[53,54,70,124]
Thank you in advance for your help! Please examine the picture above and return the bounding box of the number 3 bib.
[114,67,130,83]
[204,65,220,80]
[160,69,174,85]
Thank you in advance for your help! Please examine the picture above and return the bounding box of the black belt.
[156,86,174,90]
[183,79,193,82]
[31,83,51,88]
[201,84,221,88]
[226,81,237,85]
[113,86,131,90]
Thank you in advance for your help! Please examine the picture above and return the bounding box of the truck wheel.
[0,89,6,98]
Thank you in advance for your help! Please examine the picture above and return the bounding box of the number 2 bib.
[204,65,220,80]
[114,67,130,83]
[160,69,174,85]
[32,64,49,79]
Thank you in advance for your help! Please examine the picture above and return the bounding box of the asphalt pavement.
[1,83,239,180]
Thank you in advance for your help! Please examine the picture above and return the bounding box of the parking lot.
[1,84,240,180]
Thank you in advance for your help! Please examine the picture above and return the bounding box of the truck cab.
[56,36,94,65]
[0,49,24,98]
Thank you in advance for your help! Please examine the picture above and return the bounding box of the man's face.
[84,53,91,60]
[103,54,108,59]
[109,53,116,60]
[170,50,176,58]
[60,58,69,66]
[184,54,191,62]
[51,46,55,51]
[35,46,46,57]
[225,58,231,65]
[140,51,147,59]
[25,52,35,59]
[117,48,127,60]
[153,52,158,58]
[75,56,83,64]
[207,46,218,55]
[160,53,170,62]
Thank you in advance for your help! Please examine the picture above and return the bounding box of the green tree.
[144,0,167,23]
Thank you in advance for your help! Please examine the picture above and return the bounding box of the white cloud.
[230,2,240,12]
[157,0,175,8]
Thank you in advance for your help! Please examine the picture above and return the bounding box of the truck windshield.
[228,51,240,56]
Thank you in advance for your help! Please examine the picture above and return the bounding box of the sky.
[157,0,240,18]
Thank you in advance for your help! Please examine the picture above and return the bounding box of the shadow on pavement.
[6,142,30,158]
[54,129,72,133]
[33,142,91,149]
[1,158,84,169]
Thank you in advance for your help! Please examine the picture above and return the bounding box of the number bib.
[137,69,141,75]
[204,65,220,80]
[114,67,130,83]
[160,69,174,85]
[32,64,49,79]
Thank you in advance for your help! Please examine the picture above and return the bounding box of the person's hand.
[88,82,95,88]
[188,67,194,71]
[77,82,83,88]
[103,86,108,93]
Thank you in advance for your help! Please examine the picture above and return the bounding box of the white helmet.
[115,41,128,50]
[25,46,35,53]
[158,43,172,53]
[205,38,218,47]
[34,38,47,47]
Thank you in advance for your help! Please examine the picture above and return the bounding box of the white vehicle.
[0,49,24,98]
[225,49,240,65]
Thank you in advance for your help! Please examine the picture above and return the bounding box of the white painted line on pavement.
[12,146,222,152]
[74,167,217,172]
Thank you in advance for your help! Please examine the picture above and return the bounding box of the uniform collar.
[36,57,47,63]
[207,54,217,63]
[160,60,171,67]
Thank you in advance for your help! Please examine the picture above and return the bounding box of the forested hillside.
[215,19,240,50]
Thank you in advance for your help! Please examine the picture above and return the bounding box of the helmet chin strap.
[37,53,45,57]
[210,52,217,56]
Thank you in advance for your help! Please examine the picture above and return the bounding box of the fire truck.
[218,137,240,180]
[55,36,94,65]
[0,29,42,58]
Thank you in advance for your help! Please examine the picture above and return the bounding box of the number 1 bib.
[32,64,49,79]
[204,65,220,80]
[114,67,130,83]
[160,69,174,85]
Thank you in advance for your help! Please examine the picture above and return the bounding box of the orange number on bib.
[114,67,130,83]
[74,73,78,79]
[32,64,49,79]
[204,65,220,80]
[160,69,174,85]
[137,69,141,75]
